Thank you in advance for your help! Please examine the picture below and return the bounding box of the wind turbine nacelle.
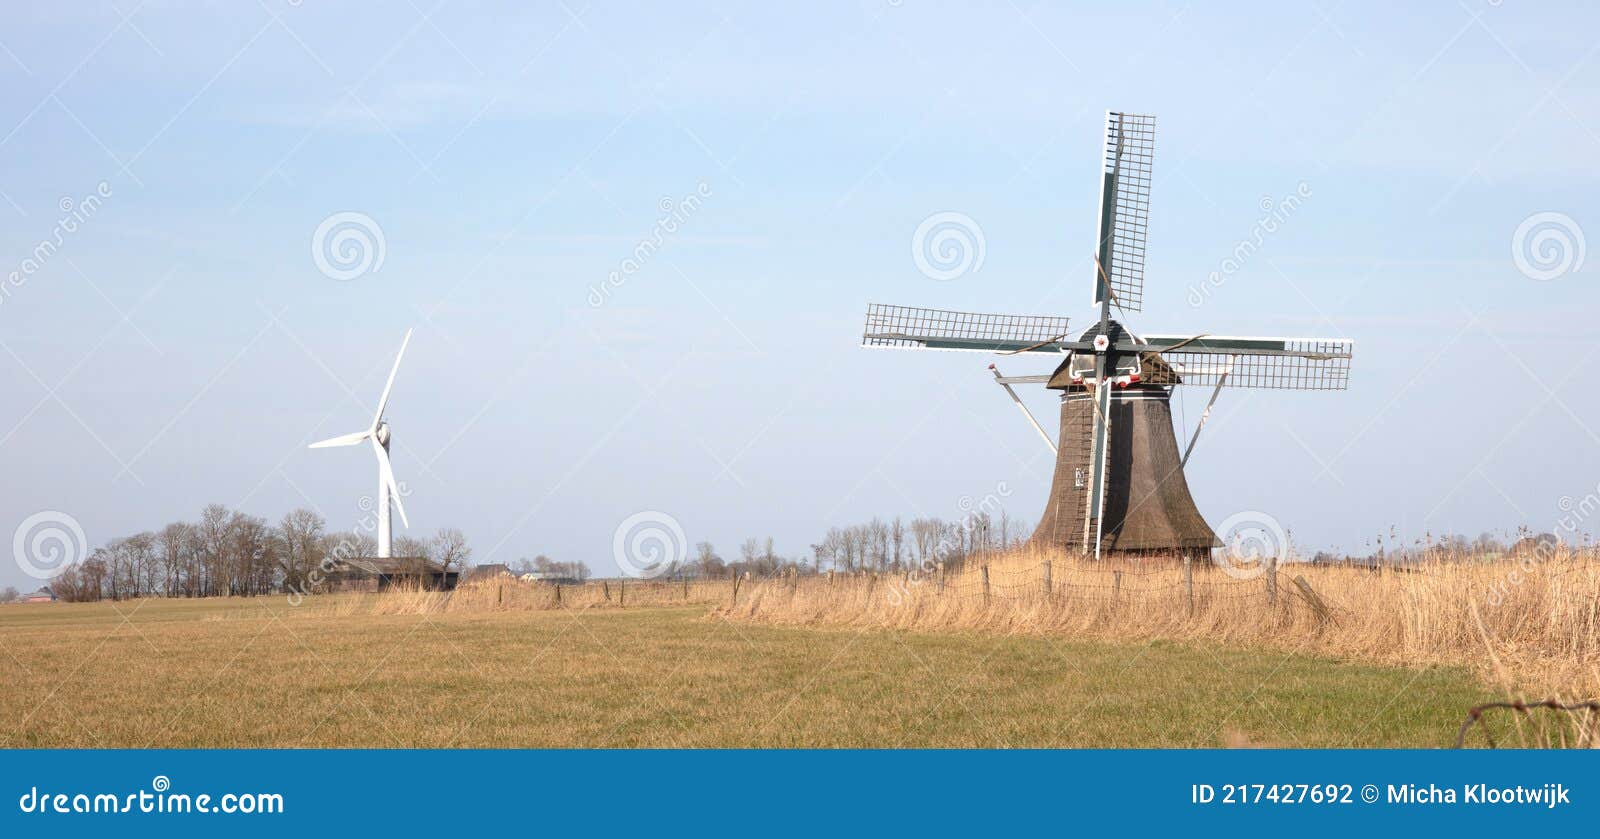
[375,423,391,446]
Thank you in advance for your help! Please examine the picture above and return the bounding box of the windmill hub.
[376,422,391,447]
[1065,320,1143,389]
[860,109,1354,560]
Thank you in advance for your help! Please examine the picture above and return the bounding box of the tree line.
[508,555,594,581]
[810,512,1022,574]
[47,504,472,602]
[671,512,1023,582]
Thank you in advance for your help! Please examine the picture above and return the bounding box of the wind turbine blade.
[308,430,371,449]
[371,436,409,528]
[371,328,414,431]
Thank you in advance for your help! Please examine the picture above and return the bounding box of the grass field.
[0,595,1493,748]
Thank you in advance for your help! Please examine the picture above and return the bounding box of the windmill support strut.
[1180,358,1233,467]
[990,365,1057,455]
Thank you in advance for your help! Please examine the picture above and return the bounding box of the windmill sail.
[1092,111,1155,312]
[862,304,1071,354]
[1141,335,1353,390]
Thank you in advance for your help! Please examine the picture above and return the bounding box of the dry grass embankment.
[313,576,728,617]
[721,546,1600,703]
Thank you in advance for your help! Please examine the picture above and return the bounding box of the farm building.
[322,557,459,592]
[23,587,57,603]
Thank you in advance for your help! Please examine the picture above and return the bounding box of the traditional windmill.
[862,111,1353,559]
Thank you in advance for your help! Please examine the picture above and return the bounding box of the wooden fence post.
[937,562,946,595]
[1266,554,1278,606]
[981,564,990,606]
[1292,575,1331,628]
[554,583,561,606]
[619,578,626,608]
[1183,555,1194,615]
[683,576,689,599]
[497,582,503,608]
[603,580,611,601]
[1042,560,1052,602]
[730,569,741,606]
[1113,570,1122,601]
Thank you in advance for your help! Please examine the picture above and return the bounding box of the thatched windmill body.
[863,111,1353,559]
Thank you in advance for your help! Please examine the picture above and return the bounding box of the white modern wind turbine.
[309,329,413,558]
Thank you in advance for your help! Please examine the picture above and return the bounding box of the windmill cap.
[1076,319,1137,344]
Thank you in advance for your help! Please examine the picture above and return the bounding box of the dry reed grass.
[721,545,1600,702]
[318,575,728,617]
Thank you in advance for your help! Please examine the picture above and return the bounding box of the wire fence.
[1454,700,1600,749]
[733,556,1325,619]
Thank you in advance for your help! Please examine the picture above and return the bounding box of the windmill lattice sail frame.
[1093,111,1155,312]
[1156,340,1353,390]
[863,304,1072,353]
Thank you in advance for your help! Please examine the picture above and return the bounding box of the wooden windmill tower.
[862,111,1353,559]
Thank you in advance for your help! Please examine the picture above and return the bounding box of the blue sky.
[2,1,1598,589]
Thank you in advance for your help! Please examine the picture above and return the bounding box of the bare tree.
[693,541,724,578]
[197,504,231,597]
[739,537,760,573]
[158,522,193,597]
[392,535,430,570]
[226,512,273,596]
[865,518,889,570]
[428,527,472,579]
[128,532,158,597]
[278,509,326,593]
[910,518,941,566]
